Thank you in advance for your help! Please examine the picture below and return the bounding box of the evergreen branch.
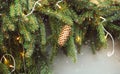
[66,36,77,62]
[38,19,46,54]
[39,20,46,45]
[0,63,10,74]
[49,17,61,61]
[24,39,35,58]
[97,23,106,44]
[40,8,73,25]
[27,15,39,32]
[10,4,15,17]
[78,11,93,24]
[28,56,52,74]
[69,9,78,23]
[100,5,120,18]
[106,11,120,22]
[19,24,31,41]
[107,23,120,31]
[66,0,96,11]
[14,0,22,16]
[2,16,15,31]
[0,0,120,73]
[49,44,57,62]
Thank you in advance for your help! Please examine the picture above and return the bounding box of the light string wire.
[0,54,16,73]
[100,16,115,57]
[56,0,63,9]
[25,0,42,17]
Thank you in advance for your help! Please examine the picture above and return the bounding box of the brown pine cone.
[58,25,71,46]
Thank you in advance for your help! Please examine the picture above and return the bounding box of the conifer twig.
[25,0,42,17]
[0,54,16,73]
[100,16,115,57]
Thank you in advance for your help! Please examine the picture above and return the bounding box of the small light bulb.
[20,52,25,57]
[105,33,108,39]
[16,36,20,40]
[58,5,62,9]
[3,57,9,65]
[9,65,14,68]
[76,36,81,43]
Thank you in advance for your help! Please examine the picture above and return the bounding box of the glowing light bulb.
[20,52,25,57]
[3,57,9,65]
[105,33,108,39]
[16,36,20,40]
[58,5,62,9]
[9,65,14,68]
[76,36,81,43]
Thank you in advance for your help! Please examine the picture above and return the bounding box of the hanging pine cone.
[58,25,71,46]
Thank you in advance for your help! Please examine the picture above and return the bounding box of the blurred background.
[53,39,120,74]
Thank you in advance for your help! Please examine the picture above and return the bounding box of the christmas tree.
[0,0,120,73]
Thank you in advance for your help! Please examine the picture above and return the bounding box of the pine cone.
[58,25,71,46]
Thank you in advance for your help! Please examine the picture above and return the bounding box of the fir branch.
[0,63,10,74]
[28,58,52,74]
[0,0,120,73]
[18,24,31,41]
[97,23,106,44]
[78,11,94,24]
[32,17,47,54]
[66,36,77,62]
[39,20,46,46]
[40,8,73,25]
[2,16,15,31]
[106,10,120,22]
[49,17,61,61]
[107,23,120,31]
[14,0,22,16]
[69,9,79,24]
[26,15,39,32]
[99,5,120,18]
[66,0,95,11]
[24,39,35,58]
[9,4,15,17]
[49,44,58,62]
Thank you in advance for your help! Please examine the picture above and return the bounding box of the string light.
[100,16,115,57]
[0,54,16,73]
[16,36,20,40]
[75,35,81,43]
[56,0,63,9]
[9,65,14,68]
[105,33,108,39]
[25,0,42,17]
[3,56,9,65]
[20,51,25,58]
